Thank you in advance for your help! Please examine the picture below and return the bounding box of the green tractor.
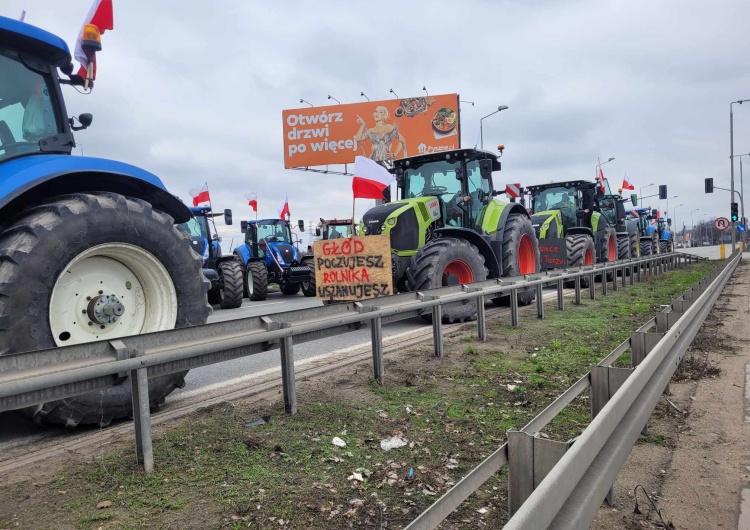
[598,188,639,259]
[360,148,540,323]
[524,180,617,282]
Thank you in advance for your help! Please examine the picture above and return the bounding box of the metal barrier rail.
[0,252,686,472]
[404,251,738,529]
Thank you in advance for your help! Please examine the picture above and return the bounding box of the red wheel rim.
[518,234,536,274]
[443,260,474,285]
[584,248,594,265]
[608,236,616,261]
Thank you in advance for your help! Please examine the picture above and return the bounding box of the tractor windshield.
[176,215,209,240]
[254,221,291,244]
[326,223,353,239]
[532,186,580,228]
[0,48,63,163]
[599,195,617,225]
[403,159,489,226]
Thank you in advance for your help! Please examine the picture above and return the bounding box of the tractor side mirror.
[479,159,493,179]
[297,219,305,231]
[240,220,248,233]
[69,113,93,131]
[658,185,667,200]
[630,194,638,206]
[667,218,672,226]
[224,209,233,226]
[315,228,321,237]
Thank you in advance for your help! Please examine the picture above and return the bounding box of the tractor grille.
[417,202,430,222]
[276,243,295,264]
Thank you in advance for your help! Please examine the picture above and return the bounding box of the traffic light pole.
[731,103,736,253]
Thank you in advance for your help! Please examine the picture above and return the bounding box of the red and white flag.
[189,183,210,206]
[621,178,635,191]
[278,194,290,220]
[74,0,114,80]
[244,192,258,212]
[352,156,394,200]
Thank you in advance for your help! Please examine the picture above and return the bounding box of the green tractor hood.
[360,196,441,256]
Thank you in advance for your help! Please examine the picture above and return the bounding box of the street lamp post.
[640,183,655,205]
[480,105,509,149]
[595,157,615,180]
[730,99,750,252]
[665,195,678,218]
[673,204,683,245]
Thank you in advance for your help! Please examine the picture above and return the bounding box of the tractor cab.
[316,218,356,240]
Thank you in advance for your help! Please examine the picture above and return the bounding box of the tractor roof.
[393,148,500,170]
[189,206,212,214]
[0,16,72,68]
[526,180,596,192]
[248,218,286,225]
[322,218,354,226]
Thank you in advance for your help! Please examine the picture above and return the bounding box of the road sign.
[737,223,747,233]
[714,217,730,231]
[505,183,521,199]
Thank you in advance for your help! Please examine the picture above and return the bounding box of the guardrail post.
[574,275,581,305]
[630,262,635,285]
[508,429,575,516]
[621,265,627,288]
[279,324,297,415]
[611,267,618,291]
[432,302,444,358]
[590,364,633,504]
[557,279,565,310]
[637,260,642,282]
[511,288,520,327]
[129,348,154,473]
[601,270,608,296]
[476,294,487,341]
[589,272,596,299]
[629,330,665,434]
[371,316,384,383]
[536,283,544,319]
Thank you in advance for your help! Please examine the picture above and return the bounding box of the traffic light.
[705,178,713,193]
[658,185,667,200]
[731,202,739,222]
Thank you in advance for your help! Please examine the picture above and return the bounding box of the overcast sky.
[6,0,750,245]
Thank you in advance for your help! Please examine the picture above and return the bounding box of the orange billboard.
[283,93,460,168]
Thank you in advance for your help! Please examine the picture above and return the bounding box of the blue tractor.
[656,215,674,253]
[234,218,315,300]
[628,207,660,256]
[0,16,210,427]
[177,206,244,309]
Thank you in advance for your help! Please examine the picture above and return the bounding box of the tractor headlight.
[386,218,396,227]
[380,224,385,232]
[202,244,209,262]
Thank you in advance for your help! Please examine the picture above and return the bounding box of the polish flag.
[245,192,258,212]
[352,156,394,200]
[189,183,210,206]
[621,178,635,191]
[596,168,606,193]
[74,0,114,80]
[278,194,290,220]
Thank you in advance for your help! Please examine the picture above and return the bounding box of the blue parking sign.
[737,223,747,232]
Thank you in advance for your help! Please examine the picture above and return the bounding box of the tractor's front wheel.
[604,228,617,262]
[659,240,670,254]
[640,239,653,256]
[0,192,211,428]
[617,234,630,260]
[247,261,269,301]
[492,213,539,307]
[630,233,639,258]
[217,261,244,309]
[565,234,596,288]
[406,237,488,323]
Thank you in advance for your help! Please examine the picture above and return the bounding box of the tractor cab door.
[465,160,492,227]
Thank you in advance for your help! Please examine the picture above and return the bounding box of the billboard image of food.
[282,93,460,169]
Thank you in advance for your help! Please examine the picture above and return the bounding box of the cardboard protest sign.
[283,93,460,168]
[313,235,393,302]
[539,238,567,270]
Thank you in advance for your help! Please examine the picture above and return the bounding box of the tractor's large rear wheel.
[217,260,244,309]
[0,192,211,428]
[604,228,617,262]
[565,234,596,288]
[300,257,317,297]
[492,213,539,307]
[406,238,488,323]
[617,234,630,260]
[246,261,268,301]
[640,239,653,256]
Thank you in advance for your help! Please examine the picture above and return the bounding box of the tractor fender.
[233,245,252,267]
[566,227,594,238]
[0,154,192,224]
[661,229,671,241]
[627,220,638,237]
[435,227,500,279]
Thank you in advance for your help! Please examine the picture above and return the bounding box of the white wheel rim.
[49,243,177,346]
[247,268,254,296]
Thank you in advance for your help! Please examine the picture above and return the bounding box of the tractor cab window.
[176,216,209,240]
[599,196,616,225]
[465,160,491,222]
[534,186,580,227]
[327,224,352,239]
[0,49,62,162]
[404,160,464,226]
[255,221,291,244]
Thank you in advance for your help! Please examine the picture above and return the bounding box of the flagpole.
[205,181,213,212]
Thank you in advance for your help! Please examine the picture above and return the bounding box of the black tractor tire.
[234,253,249,298]
[0,192,211,428]
[640,239,653,256]
[280,282,301,295]
[492,213,539,307]
[659,240,670,254]
[301,258,317,297]
[603,227,618,263]
[630,233,638,258]
[564,234,596,288]
[617,234,630,260]
[406,237,488,324]
[246,261,268,301]
[218,260,244,309]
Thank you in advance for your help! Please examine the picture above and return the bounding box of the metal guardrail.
[404,250,738,530]
[0,251,688,472]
